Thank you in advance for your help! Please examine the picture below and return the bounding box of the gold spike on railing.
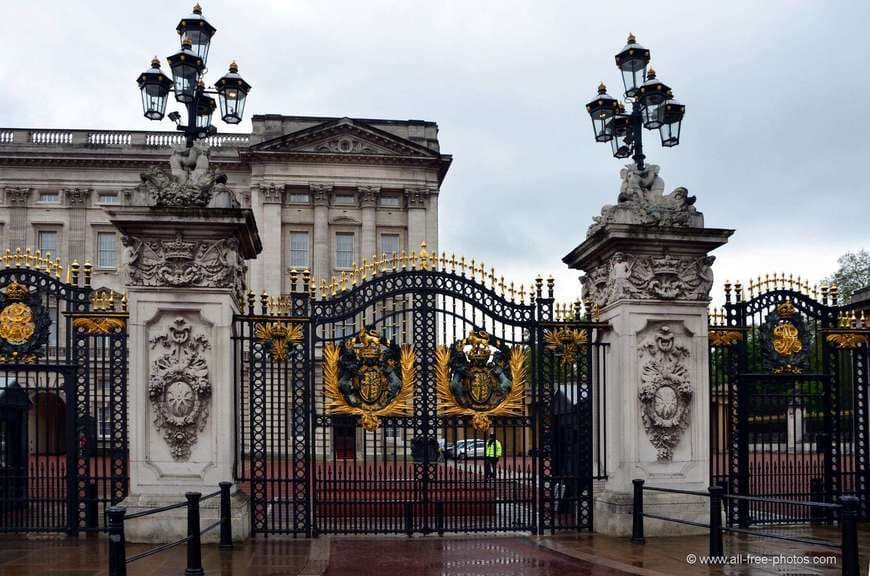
[419,242,429,270]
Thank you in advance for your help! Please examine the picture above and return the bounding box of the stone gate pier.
[563,164,733,536]
[109,146,261,542]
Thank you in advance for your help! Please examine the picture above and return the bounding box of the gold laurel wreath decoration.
[323,342,416,431]
[435,345,526,432]
[255,321,304,362]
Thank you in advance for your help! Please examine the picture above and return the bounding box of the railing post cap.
[219,481,232,488]
[840,495,859,509]
[185,491,202,499]
[632,478,645,486]
[108,505,127,515]
[708,485,725,494]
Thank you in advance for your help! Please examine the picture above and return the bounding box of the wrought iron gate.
[709,277,869,526]
[234,248,606,535]
[0,250,129,533]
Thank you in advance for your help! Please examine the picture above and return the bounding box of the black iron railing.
[107,481,233,576]
[631,478,860,576]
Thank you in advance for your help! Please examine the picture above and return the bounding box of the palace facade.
[0,115,451,296]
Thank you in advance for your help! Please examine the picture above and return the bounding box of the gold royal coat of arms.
[323,328,415,431]
[435,330,526,432]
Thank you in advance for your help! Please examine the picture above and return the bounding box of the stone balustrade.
[0,128,250,148]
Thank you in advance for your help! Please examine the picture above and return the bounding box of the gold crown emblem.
[776,301,797,318]
[4,281,29,301]
[351,329,382,360]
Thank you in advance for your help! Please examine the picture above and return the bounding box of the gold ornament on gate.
[772,322,802,357]
[323,328,415,431]
[435,330,526,432]
[0,281,35,345]
[543,327,588,367]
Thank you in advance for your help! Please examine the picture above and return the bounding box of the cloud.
[1,0,867,296]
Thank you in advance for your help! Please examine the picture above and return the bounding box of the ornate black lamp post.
[136,3,251,147]
[586,34,685,170]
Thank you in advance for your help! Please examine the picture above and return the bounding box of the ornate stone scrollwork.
[121,234,247,301]
[148,317,211,460]
[63,187,92,207]
[582,252,715,307]
[587,164,704,237]
[638,325,692,462]
[4,187,31,206]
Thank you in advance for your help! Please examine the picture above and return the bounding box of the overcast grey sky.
[1,1,867,303]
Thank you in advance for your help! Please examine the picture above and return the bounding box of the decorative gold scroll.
[709,329,743,347]
[826,333,869,349]
[72,317,126,335]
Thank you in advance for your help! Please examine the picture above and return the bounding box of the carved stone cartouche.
[637,325,693,462]
[148,317,211,461]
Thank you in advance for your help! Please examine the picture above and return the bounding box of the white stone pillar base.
[121,491,250,544]
[593,489,708,536]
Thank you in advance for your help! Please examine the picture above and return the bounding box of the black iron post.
[840,496,859,576]
[219,481,233,550]
[185,492,204,576]
[107,506,127,576]
[629,100,645,170]
[708,485,724,557]
[631,479,645,544]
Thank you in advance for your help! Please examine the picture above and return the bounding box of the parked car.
[445,439,488,459]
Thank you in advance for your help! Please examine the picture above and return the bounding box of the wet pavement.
[323,537,627,576]
[0,527,868,575]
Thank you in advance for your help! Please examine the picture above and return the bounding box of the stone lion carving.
[123,142,238,208]
[588,164,703,236]
[148,317,211,460]
[637,325,692,462]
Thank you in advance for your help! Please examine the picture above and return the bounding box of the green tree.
[824,249,870,300]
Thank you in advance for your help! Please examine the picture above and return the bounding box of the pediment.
[249,117,438,158]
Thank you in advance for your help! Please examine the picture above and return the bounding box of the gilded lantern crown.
[4,281,28,301]
[776,301,797,318]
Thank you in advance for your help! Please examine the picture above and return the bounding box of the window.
[289,232,310,269]
[380,234,400,258]
[335,233,354,268]
[38,191,59,204]
[287,193,310,204]
[379,195,401,208]
[98,193,120,205]
[97,406,112,439]
[97,232,117,269]
[334,194,355,206]
[37,230,58,255]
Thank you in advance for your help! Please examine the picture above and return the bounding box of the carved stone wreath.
[638,325,692,462]
[148,317,211,460]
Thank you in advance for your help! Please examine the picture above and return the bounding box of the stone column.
[405,188,427,253]
[563,164,733,536]
[260,183,284,295]
[64,188,91,264]
[109,156,261,544]
[426,189,439,254]
[359,186,379,262]
[4,188,30,249]
[311,184,332,282]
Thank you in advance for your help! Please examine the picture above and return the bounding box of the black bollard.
[107,506,127,576]
[631,479,645,544]
[708,485,724,558]
[840,496,859,576]
[219,482,233,550]
[185,492,204,576]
